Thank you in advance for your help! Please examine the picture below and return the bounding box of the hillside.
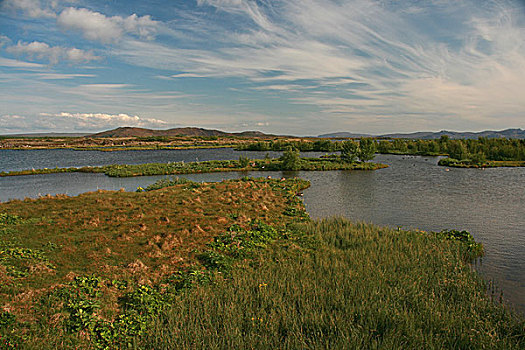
[90,127,272,138]
[319,128,525,139]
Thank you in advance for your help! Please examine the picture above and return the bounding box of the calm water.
[0,149,523,313]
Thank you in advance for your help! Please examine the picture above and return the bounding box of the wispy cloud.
[0,57,45,69]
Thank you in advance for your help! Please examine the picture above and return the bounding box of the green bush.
[280,147,301,170]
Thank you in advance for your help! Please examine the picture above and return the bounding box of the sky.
[1,0,524,136]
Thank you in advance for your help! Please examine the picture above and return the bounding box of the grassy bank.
[144,219,523,349]
[0,157,388,178]
[0,177,523,348]
[438,157,525,168]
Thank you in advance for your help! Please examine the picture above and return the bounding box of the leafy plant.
[238,155,251,168]
[435,229,484,261]
[341,140,359,162]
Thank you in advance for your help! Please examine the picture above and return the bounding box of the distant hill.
[318,132,372,138]
[90,127,273,138]
[319,128,525,139]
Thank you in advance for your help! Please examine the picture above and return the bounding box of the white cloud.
[6,41,101,64]
[43,112,168,130]
[2,0,56,18]
[0,112,168,133]
[57,7,159,43]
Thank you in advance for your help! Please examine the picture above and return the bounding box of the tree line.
[237,136,525,165]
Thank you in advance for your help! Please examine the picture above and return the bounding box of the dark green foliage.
[62,276,102,332]
[376,137,525,166]
[142,177,200,191]
[358,138,377,162]
[435,229,484,261]
[0,214,22,226]
[236,139,340,152]
[341,140,359,162]
[238,155,251,167]
[0,312,15,329]
[197,250,234,272]
[280,147,302,170]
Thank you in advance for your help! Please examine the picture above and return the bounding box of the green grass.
[0,157,388,178]
[142,219,524,349]
[0,178,523,349]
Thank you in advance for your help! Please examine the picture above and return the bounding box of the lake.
[0,149,523,313]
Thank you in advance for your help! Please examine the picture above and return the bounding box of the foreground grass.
[143,219,524,349]
[0,178,310,348]
[0,179,523,349]
[0,157,387,178]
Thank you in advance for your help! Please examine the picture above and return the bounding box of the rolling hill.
[90,127,272,138]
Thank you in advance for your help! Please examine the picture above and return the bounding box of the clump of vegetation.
[0,213,23,226]
[238,155,251,168]
[141,177,200,191]
[435,229,484,261]
[280,147,302,170]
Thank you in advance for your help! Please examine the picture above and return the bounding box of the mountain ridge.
[319,128,525,139]
[90,127,273,138]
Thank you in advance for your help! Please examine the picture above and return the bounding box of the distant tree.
[358,138,376,162]
[238,155,251,167]
[448,140,468,160]
[341,140,359,162]
[470,152,486,166]
[280,146,301,170]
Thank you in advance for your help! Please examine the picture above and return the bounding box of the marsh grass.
[438,158,525,168]
[142,219,524,349]
[0,157,387,178]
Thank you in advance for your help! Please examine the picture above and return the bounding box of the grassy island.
[0,177,523,349]
[0,156,388,178]
[438,157,525,168]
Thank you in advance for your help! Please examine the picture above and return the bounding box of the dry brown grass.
[0,178,306,324]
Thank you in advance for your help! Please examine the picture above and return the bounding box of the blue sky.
[1,0,524,135]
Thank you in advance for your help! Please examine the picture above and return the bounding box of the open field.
[0,177,523,348]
